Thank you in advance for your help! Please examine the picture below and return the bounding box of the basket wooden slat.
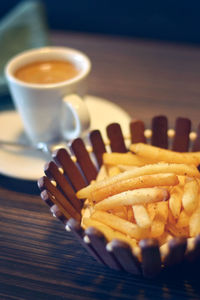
[85,227,122,270]
[44,161,82,213]
[71,138,98,183]
[172,117,191,152]
[53,148,87,191]
[38,176,81,221]
[130,120,146,144]
[151,115,168,149]
[89,130,106,168]
[40,189,55,207]
[139,239,161,278]
[108,239,142,275]
[50,204,67,224]
[163,237,187,267]
[107,123,127,153]
[192,123,200,151]
[66,219,105,265]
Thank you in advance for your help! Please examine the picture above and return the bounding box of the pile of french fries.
[76,143,200,256]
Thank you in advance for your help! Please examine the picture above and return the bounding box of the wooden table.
[1,31,200,300]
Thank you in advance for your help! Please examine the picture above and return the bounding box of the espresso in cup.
[14,59,79,84]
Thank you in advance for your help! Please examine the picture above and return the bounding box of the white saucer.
[0,95,131,181]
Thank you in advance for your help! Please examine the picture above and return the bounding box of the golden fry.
[182,179,199,214]
[167,208,176,225]
[76,163,199,199]
[169,185,183,219]
[91,210,149,239]
[176,210,190,228]
[110,206,127,220]
[79,142,200,246]
[130,143,199,166]
[107,166,121,177]
[189,203,200,237]
[132,205,151,228]
[96,165,108,181]
[94,187,169,211]
[82,218,137,248]
[127,206,135,222]
[146,201,168,223]
[103,152,149,166]
[150,217,165,238]
[166,224,189,237]
[90,173,178,203]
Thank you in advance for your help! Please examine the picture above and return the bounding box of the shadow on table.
[0,173,39,195]
[42,218,200,300]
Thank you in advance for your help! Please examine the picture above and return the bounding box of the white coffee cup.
[5,46,91,145]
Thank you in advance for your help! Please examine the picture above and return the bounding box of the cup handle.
[61,94,90,141]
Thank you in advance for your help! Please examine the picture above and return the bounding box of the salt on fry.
[76,163,199,199]
[90,173,178,203]
[94,187,169,211]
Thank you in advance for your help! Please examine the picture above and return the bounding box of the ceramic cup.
[5,46,91,145]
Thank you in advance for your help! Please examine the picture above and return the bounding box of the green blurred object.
[0,0,50,95]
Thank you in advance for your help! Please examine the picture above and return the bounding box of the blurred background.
[1,0,200,44]
[1,0,200,124]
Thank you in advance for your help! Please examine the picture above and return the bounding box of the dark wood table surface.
[1,31,200,300]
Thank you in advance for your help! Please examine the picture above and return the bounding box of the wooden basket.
[38,116,200,278]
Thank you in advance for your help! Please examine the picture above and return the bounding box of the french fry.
[132,205,151,228]
[189,202,200,237]
[91,211,150,239]
[130,143,199,166]
[103,152,149,166]
[127,206,135,222]
[150,201,168,222]
[94,187,169,211]
[107,166,121,177]
[150,217,165,238]
[166,224,189,237]
[167,208,176,225]
[82,218,137,248]
[146,203,157,221]
[79,142,200,247]
[182,152,200,165]
[118,165,138,172]
[90,173,178,203]
[169,185,183,219]
[178,175,186,186]
[110,206,127,220]
[182,179,199,214]
[176,210,190,228]
[96,165,108,181]
[76,163,199,199]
